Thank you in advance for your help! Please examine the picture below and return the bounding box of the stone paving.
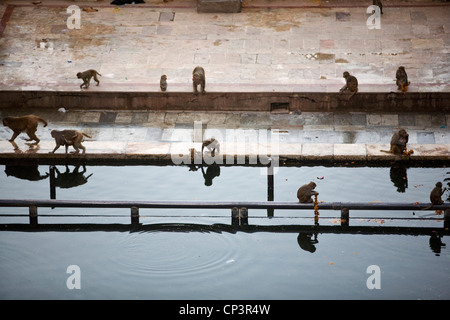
[0,109,449,162]
[0,0,449,162]
[0,0,449,92]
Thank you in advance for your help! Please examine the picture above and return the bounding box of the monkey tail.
[380,149,392,153]
[82,133,92,139]
[96,71,102,76]
[38,117,48,127]
[421,204,433,211]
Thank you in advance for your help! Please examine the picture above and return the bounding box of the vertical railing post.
[341,208,349,227]
[131,206,139,225]
[267,164,274,218]
[29,205,38,225]
[49,165,56,200]
[231,207,239,225]
[239,207,248,226]
[445,209,450,230]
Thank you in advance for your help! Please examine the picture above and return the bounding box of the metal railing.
[0,199,449,227]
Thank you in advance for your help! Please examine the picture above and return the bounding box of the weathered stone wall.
[0,91,448,113]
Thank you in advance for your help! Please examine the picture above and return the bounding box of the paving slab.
[0,0,449,93]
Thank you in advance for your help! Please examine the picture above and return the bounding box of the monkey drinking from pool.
[192,66,206,95]
[50,129,92,154]
[2,115,47,145]
[77,69,101,89]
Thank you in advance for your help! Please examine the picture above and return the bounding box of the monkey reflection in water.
[297,232,319,253]
[390,165,408,193]
[429,231,446,256]
[53,165,93,189]
[4,165,49,181]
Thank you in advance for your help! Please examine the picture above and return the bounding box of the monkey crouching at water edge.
[2,115,48,144]
[77,69,101,89]
[50,130,92,154]
[202,138,220,157]
[380,129,409,155]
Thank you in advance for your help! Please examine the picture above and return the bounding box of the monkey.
[192,66,206,95]
[380,129,409,155]
[297,182,319,203]
[396,66,410,93]
[201,138,220,157]
[430,182,446,205]
[160,75,167,91]
[373,0,383,14]
[50,129,92,154]
[76,69,101,89]
[339,71,358,99]
[2,115,47,144]
[422,182,447,211]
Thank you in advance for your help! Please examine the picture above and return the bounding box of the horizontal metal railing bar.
[0,214,443,221]
[0,199,449,211]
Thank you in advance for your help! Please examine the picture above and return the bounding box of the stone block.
[197,0,241,13]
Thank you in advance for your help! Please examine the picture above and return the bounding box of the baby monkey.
[50,129,92,154]
[77,69,101,89]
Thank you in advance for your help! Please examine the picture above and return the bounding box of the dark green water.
[0,164,449,299]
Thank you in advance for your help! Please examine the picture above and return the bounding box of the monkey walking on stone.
[2,114,48,145]
[50,129,92,154]
[396,66,410,93]
[77,69,101,89]
[339,71,358,99]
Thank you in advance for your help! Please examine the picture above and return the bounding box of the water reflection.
[52,165,93,189]
[430,231,446,256]
[189,163,221,186]
[390,164,408,193]
[1,222,446,257]
[4,164,49,181]
[297,232,319,253]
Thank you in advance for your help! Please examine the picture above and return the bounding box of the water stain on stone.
[335,58,349,63]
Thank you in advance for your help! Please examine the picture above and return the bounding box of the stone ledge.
[0,141,448,164]
[1,91,449,113]
[197,0,241,13]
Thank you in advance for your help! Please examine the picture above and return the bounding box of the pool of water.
[0,164,449,299]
